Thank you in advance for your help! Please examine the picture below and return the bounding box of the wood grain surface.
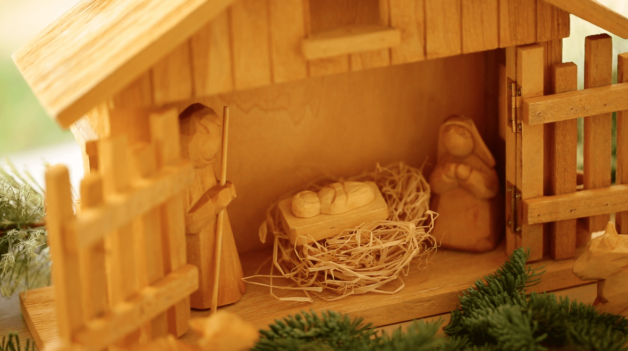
[13,0,236,127]
[16,242,591,349]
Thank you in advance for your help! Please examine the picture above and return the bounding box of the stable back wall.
[173,52,489,254]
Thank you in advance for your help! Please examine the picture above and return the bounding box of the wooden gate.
[45,109,197,351]
[506,34,628,261]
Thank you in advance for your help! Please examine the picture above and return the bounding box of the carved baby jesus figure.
[291,181,376,218]
[429,115,500,252]
[179,104,245,309]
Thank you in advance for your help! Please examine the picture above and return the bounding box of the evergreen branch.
[0,333,37,351]
[253,248,628,350]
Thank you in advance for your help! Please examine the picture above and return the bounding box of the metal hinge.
[507,78,522,133]
[506,185,522,234]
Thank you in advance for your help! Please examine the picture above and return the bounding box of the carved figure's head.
[443,124,474,157]
[437,115,495,168]
[179,104,222,168]
[573,222,628,280]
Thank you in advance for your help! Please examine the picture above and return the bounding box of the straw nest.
[247,162,438,302]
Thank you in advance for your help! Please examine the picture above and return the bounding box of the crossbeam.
[542,0,628,39]
[523,184,628,225]
[523,82,628,125]
[71,161,194,249]
[72,264,198,351]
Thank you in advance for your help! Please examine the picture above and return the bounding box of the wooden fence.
[507,34,628,261]
[45,109,197,351]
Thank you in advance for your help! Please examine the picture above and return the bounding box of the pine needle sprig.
[253,310,376,351]
[253,248,628,350]
[0,333,37,351]
[0,161,50,298]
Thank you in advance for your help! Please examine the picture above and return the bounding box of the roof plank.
[542,0,628,39]
[13,0,236,128]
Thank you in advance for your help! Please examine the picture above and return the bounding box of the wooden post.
[617,53,628,234]
[549,62,578,259]
[78,175,108,322]
[45,166,84,344]
[505,46,518,255]
[517,44,545,261]
[130,143,169,339]
[99,135,140,345]
[583,34,613,233]
[150,109,191,337]
[211,106,230,314]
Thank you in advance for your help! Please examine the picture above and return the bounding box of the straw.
[244,162,438,302]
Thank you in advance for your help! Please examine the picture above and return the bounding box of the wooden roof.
[12,0,235,128]
[13,0,628,129]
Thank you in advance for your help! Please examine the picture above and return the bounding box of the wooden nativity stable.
[12,0,628,349]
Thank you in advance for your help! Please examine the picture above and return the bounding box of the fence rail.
[45,108,197,351]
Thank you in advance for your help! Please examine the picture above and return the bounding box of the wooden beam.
[70,162,194,250]
[72,265,198,351]
[583,34,613,232]
[617,53,628,233]
[524,82,628,125]
[517,44,545,261]
[524,184,628,225]
[302,26,401,60]
[542,0,628,39]
[549,62,578,260]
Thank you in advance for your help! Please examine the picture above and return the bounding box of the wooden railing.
[45,109,197,351]
[517,34,628,260]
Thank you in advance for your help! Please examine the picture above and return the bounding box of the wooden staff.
[211,106,230,315]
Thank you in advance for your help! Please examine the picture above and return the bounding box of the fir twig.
[253,248,628,350]
[0,161,50,298]
[0,333,37,351]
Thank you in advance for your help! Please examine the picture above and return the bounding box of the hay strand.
[244,162,438,302]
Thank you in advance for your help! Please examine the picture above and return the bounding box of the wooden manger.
[11,0,628,349]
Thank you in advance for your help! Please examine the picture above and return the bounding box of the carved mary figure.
[429,115,500,252]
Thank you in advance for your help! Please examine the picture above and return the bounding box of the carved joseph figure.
[179,104,245,309]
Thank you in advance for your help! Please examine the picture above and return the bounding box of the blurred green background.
[0,0,79,157]
[0,0,627,160]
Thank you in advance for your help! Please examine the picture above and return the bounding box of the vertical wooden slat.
[537,0,570,42]
[541,39,563,257]
[505,46,517,255]
[110,71,153,109]
[461,0,499,54]
[549,62,578,260]
[152,42,194,105]
[130,143,168,339]
[79,175,107,322]
[499,0,537,48]
[150,109,190,337]
[100,136,137,302]
[191,10,234,97]
[617,53,628,234]
[584,34,613,233]
[230,0,272,90]
[389,0,425,64]
[517,44,544,261]
[425,0,461,60]
[85,140,99,173]
[45,165,83,342]
[351,0,391,71]
[268,0,308,83]
[99,135,140,345]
